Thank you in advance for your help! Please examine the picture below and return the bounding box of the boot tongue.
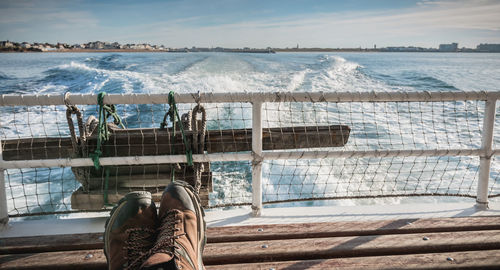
[141,252,174,268]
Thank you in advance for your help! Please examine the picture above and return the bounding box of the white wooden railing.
[0,91,499,224]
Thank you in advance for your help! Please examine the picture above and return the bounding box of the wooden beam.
[1,235,500,269]
[72,163,212,190]
[0,249,105,270]
[0,233,103,255]
[1,125,350,161]
[206,250,500,270]
[70,186,210,210]
[207,216,500,243]
[3,216,500,254]
[204,230,500,264]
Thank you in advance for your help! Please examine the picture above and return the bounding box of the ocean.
[1,52,500,216]
[1,52,500,95]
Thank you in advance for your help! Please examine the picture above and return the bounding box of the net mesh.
[1,96,499,217]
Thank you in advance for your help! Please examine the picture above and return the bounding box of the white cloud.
[1,0,498,47]
[137,0,499,47]
[0,4,98,27]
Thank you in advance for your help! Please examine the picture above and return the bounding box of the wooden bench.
[1,216,500,269]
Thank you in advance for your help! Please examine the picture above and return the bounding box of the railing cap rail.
[1,91,499,106]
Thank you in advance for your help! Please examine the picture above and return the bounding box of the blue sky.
[1,0,499,48]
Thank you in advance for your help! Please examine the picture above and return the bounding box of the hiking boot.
[104,191,159,270]
[142,180,206,270]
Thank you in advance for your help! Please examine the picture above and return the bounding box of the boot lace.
[123,227,156,270]
[151,209,186,255]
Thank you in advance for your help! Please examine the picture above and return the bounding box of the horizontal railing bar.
[1,91,499,106]
[0,153,253,169]
[263,149,485,160]
[0,148,491,169]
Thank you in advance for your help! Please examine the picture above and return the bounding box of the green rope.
[89,92,125,170]
[89,92,124,206]
[168,91,193,167]
[162,91,193,182]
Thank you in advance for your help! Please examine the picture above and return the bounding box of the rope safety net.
[1,92,500,217]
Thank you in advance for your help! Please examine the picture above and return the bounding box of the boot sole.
[170,180,206,269]
[103,191,153,268]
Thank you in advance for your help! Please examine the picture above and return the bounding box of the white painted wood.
[0,135,7,225]
[252,102,263,217]
[0,149,489,170]
[0,153,253,169]
[477,98,497,209]
[1,91,498,106]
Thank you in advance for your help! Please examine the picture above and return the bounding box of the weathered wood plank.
[0,249,105,270]
[1,232,500,269]
[207,216,500,243]
[70,187,210,210]
[2,217,500,254]
[72,163,212,190]
[206,250,500,270]
[1,125,350,160]
[0,233,103,255]
[203,230,500,264]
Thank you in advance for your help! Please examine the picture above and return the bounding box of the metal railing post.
[477,98,497,209]
[251,101,263,217]
[0,135,8,226]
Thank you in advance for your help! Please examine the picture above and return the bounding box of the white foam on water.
[2,52,498,215]
[286,69,309,91]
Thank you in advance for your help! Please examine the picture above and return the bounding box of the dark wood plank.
[206,250,500,270]
[0,249,105,270]
[1,125,350,160]
[72,163,212,190]
[203,230,500,265]
[207,216,500,243]
[2,216,500,254]
[2,232,500,270]
[70,186,210,210]
[0,233,103,255]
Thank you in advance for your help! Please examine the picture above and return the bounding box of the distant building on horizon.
[476,43,500,52]
[439,43,458,52]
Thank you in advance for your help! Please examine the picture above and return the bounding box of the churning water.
[1,52,500,215]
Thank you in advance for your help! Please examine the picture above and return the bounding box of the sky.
[0,0,499,48]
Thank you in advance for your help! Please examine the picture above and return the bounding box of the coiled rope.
[160,91,194,183]
[191,102,207,194]
[160,91,206,193]
[64,92,86,156]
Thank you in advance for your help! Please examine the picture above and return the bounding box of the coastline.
[1,48,498,53]
[0,49,179,53]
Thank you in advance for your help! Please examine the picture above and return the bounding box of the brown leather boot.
[104,191,159,270]
[141,180,206,270]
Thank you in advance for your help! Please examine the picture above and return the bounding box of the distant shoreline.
[1,48,499,53]
[0,49,178,53]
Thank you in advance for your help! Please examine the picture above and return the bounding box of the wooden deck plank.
[2,216,500,254]
[207,216,500,243]
[206,250,500,270]
[2,248,499,270]
[2,229,500,268]
[0,249,105,270]
[203,230,500,265]
[0,233,103,255]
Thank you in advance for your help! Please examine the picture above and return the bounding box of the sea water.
[1,52,500,215]
[1,52,499,94]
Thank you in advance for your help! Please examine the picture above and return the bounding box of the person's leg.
[141,180,206,270]
[104,191,159,270]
